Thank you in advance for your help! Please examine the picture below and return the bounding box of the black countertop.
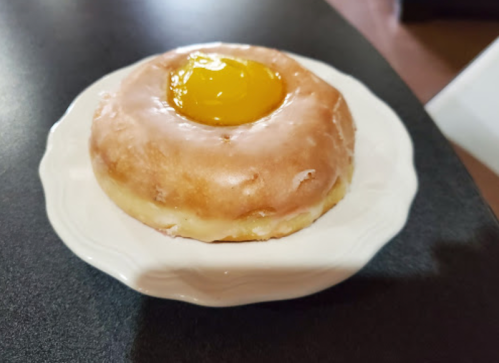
[1,0,498,362]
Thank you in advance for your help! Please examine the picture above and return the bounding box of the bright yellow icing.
[168,52,285,126]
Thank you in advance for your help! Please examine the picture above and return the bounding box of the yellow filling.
[168,52,285,126]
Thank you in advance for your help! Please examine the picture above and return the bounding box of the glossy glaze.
[89,44,355,241]
[169,52,285,126]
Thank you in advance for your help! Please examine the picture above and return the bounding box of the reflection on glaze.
[90,43,356,239]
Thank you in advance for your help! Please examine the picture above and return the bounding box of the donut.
[89,43,355,242]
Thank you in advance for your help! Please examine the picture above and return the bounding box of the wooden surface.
[327,0,499,216]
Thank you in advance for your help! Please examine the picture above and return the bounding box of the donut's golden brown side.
[89,44,355,242]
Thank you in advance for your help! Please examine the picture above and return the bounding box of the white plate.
[39,51,417,307]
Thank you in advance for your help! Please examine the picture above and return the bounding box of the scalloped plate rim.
[39,48,418,307]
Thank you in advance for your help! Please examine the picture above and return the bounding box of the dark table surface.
[1,0,499,362]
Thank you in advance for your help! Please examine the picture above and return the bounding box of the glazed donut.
[89,43,355,242]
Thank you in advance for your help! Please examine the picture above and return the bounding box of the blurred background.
[327,0,499,217]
